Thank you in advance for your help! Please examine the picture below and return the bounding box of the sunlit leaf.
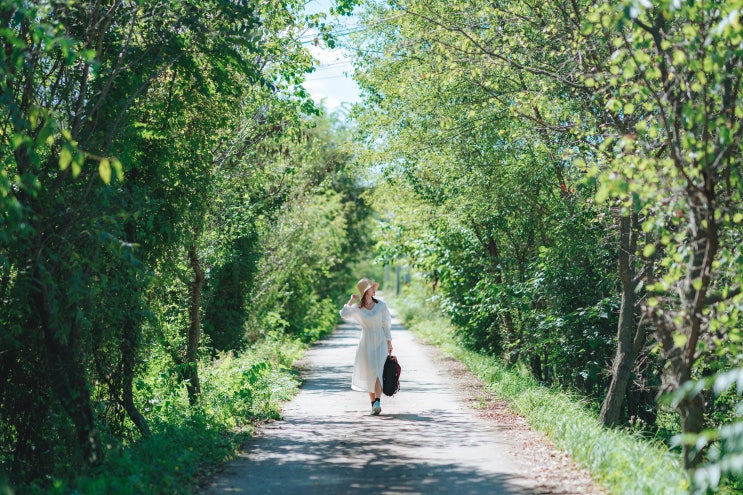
[99,158,111,185]
[59,145,73,171]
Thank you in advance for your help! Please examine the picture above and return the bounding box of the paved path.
[202,317,548,495]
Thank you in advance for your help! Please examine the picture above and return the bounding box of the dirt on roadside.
[431,350,606,495]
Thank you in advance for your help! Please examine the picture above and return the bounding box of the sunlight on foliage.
[390,283,689,495]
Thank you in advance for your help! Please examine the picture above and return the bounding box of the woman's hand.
[387,340,393,355]
[349,294,358,305]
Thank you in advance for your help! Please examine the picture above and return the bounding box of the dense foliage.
[0,0,368,491]
[351,0,743,490]
[4,0,743,492]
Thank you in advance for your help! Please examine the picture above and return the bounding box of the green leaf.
[72,151,85,178]
[79,49,97,62]
[111,157,124,181]
[99,158,111,185]
[672,50,687,65]
[606,98,622,112]
[643,244,656,257]
[59,145,73,171]
[595,184,610,203]
[673,333,688,348]
[11,134,27,150]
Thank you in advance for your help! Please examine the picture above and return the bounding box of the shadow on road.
[203,319,541,495]
[210,416,534,494]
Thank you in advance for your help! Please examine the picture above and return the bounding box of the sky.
[302,0,362,113]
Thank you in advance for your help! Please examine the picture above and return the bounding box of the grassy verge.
[15,333,309,495]
[390,290,690,495]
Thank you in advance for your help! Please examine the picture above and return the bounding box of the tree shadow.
[202,324,560,495]
[206,419,536,494]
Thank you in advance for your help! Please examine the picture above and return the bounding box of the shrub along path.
[201,312,604,495]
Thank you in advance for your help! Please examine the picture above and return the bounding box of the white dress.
[339,299,392,392]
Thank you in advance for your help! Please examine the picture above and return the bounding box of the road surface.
[202,315,601,495]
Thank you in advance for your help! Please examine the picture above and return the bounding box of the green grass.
[390,290,690,495]
[14,333,307,495]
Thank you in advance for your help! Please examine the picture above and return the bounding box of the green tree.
[351,0,743,480]
[588,0,743,468]
[0,0,319,483]
[351,0,620,397]
[243,110,374,342]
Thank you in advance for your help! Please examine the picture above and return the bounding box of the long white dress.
[339,299,392,392]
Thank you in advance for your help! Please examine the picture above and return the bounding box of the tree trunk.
[485,236,518,348]
[530,354,543,381]
[676,193,716,469]
[649,192,718,469]
[121,220,150,435]
[121,318,151,436]
[468,218,518,356]
[33,264,100,465]
[0,344,12,401]
[600,213,640,426]
[680,394,706,468]
[185,242,204,405]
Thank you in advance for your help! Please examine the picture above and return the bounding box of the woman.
[340,278,393,415]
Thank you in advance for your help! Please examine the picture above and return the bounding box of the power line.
[298,13,406,44]
[313,60,353,69]
[305,74,358,81]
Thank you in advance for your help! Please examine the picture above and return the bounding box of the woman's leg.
[370,379,382,414]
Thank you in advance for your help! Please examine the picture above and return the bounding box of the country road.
[201,314,603,495]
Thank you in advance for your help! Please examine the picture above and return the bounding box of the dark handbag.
[382,355,401,397]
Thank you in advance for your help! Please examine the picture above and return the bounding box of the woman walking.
[340,278,393,415]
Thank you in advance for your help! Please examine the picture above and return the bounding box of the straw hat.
[356,278,379,297]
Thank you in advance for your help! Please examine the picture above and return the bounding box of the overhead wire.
[307,74,356,81]
[301,9,406,96]
[298,13,406,44]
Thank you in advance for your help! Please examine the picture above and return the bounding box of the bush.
[12,334,304,495]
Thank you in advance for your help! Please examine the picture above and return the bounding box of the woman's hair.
[358,292,379,308]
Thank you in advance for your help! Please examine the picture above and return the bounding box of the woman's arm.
[339,294,360,321]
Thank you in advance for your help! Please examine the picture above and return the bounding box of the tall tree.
[351,0,743,475]
[589,0,743,467]
[0,0,317,480]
